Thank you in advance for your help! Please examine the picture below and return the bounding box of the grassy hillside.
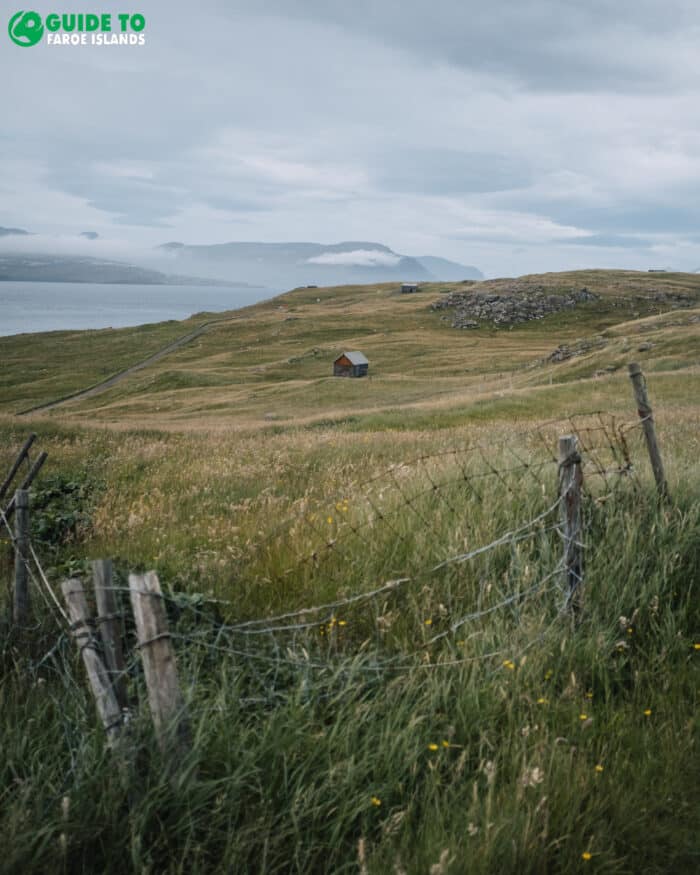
[1,269,698,429]
[0,270,698,874]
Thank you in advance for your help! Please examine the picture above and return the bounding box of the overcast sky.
[3,0,700,276]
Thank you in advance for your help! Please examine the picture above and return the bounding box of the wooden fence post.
[3,451,48,523]
[558,435,583,610]
[628,363,669,499]
[128,571,190,758]
[61,578,123,746]
[93,559,128,710]
[0,433,36,502]
[13,489,30,625]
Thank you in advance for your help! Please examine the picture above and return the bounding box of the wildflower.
[428,743,439,751]
[595,764,604,773]
[482,760,496,783]
[644,708,652,716]
[327,516,333,525]
[579,713,588,721]
[424,618,433,626]
[370,796,382,807]
[441,740,450,748]
[544,669,553,680]
[694,643,700,650]
[338,620,347,627]
[582,851,592,861]
[585,691,593,699]
[627,627,634,636]
[536,697,548,705]
[520,765,544,788]
[502,659,516,671]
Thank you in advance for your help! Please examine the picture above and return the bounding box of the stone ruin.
[431,285,599,328]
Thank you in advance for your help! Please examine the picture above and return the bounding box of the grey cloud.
[567,234,654,249]
[1,0,700,275]
[374,149,533,195]
[250,0,700,93]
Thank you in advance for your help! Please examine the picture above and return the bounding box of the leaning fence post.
[13,489,30,625]
[3,451,48,524]
[93,559,128,710]
[61,578,123,746]
[0,433,36,502]
[128,571,190,758]
[628,363,669,499]
[558,435,583,610]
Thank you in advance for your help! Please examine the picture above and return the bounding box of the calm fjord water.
[0,282,274,336]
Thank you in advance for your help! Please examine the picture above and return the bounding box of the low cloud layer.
[2,1,700,276]
[307,250,402,267]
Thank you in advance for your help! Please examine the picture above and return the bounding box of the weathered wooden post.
[3,451,47,523]
[13,489,30,624]
[0,433,36,501]
[628,363,669,499]
[93,559,128,710]
[558,435,583,610]
[61,578,123,746]
[128,571,190,758]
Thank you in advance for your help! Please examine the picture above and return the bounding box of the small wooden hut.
[401,282,419,294]
[333,351,369,378]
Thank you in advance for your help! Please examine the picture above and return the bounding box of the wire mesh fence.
[0,401,666,743]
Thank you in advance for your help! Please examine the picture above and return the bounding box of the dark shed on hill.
[333,351,369,378]
[401,282,419,294]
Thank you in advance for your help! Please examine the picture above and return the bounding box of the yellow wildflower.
[327,516,333,525]
[536,697,548,705]
[424,618,433,626]
[579,713,588,721]
[693,643,700,650]
[502,659,516,671]
[428,743,439,751]
[582,851,592,861]
[442,740,450,748]
[644,708,652,716]
[595,764,604,773]
[370,796,381,807]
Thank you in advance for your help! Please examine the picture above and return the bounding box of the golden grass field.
[1,269,698,432]
[1,269,699,874]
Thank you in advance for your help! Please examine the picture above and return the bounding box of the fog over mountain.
[0,230,482,286]
[157,240,483,286]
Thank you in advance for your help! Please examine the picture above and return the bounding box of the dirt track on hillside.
[17,318,228,416]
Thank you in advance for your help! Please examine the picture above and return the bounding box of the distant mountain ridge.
[416,255,483,281]
[0,225,483,286]
[0,253,254,286]
[157,240,483,286]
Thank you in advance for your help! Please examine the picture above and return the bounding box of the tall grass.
[0,418,698,874]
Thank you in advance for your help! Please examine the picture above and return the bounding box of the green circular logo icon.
[8,10,44,47]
